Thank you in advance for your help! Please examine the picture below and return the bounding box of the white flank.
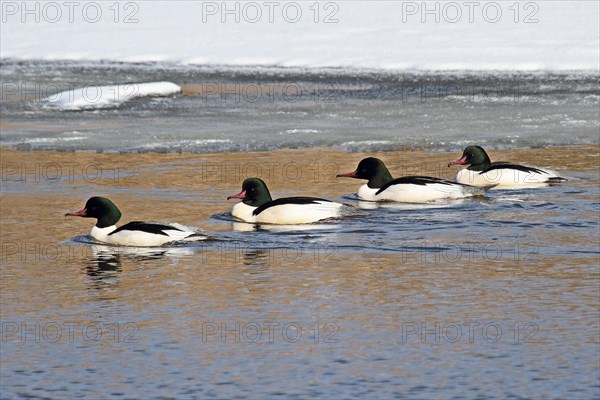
[231,201,352,224]
[455,167,564,188]
[90,223,205,247]
[357,182,484,203]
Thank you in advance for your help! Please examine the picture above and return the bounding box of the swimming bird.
[66,197,206,246]
[337,157,488,202]
[227,177,361,224]
[448,145,567,188]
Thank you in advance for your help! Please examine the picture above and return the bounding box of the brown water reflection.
[1,145,598,399]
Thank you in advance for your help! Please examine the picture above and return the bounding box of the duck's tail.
[546,177,568,184]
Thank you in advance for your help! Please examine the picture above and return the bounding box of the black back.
[108,221,183,236]
[252,197,332,216]
[483,162,546,174]
[375,176,463,195]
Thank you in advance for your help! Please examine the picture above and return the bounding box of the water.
[1,147,599,399]
[1,61,599,399]
[1,61,598,152]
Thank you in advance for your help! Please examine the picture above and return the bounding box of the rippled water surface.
[1,61,598,152]
[1,147,598,399]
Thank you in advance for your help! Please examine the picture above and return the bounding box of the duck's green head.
[337,157,394,189]
[65,196,122,228]
[448,145,491,171]
[227,177,273,207]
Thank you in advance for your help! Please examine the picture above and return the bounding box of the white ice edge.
[40,82,181,111]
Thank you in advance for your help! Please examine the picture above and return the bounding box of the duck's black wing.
[483,162,546,174]
[109,221,183,236]
[253,197,332,216]
[376,176,464,195]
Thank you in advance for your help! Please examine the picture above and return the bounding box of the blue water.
[1,61,598,152]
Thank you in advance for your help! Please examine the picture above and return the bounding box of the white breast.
[357,185,380,201]
[231,202,259,223]
[90,225,118,244]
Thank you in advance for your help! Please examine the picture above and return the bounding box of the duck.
[337,157,488,202]
[448,145,567,188]
[66,197,207,246]
[227,177,362,224]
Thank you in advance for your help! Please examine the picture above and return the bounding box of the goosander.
[66,197,206,246]
[337,157,488,202]
[448,145,567,188]
[227,178,362,224]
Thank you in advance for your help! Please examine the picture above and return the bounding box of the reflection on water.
[231,221,336,233]
[356,198,468,210]
[89,243,196,260]
[240,249,271,267]
[489,182,559,190]
[87,245,122,275]
[79,243,200,294]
